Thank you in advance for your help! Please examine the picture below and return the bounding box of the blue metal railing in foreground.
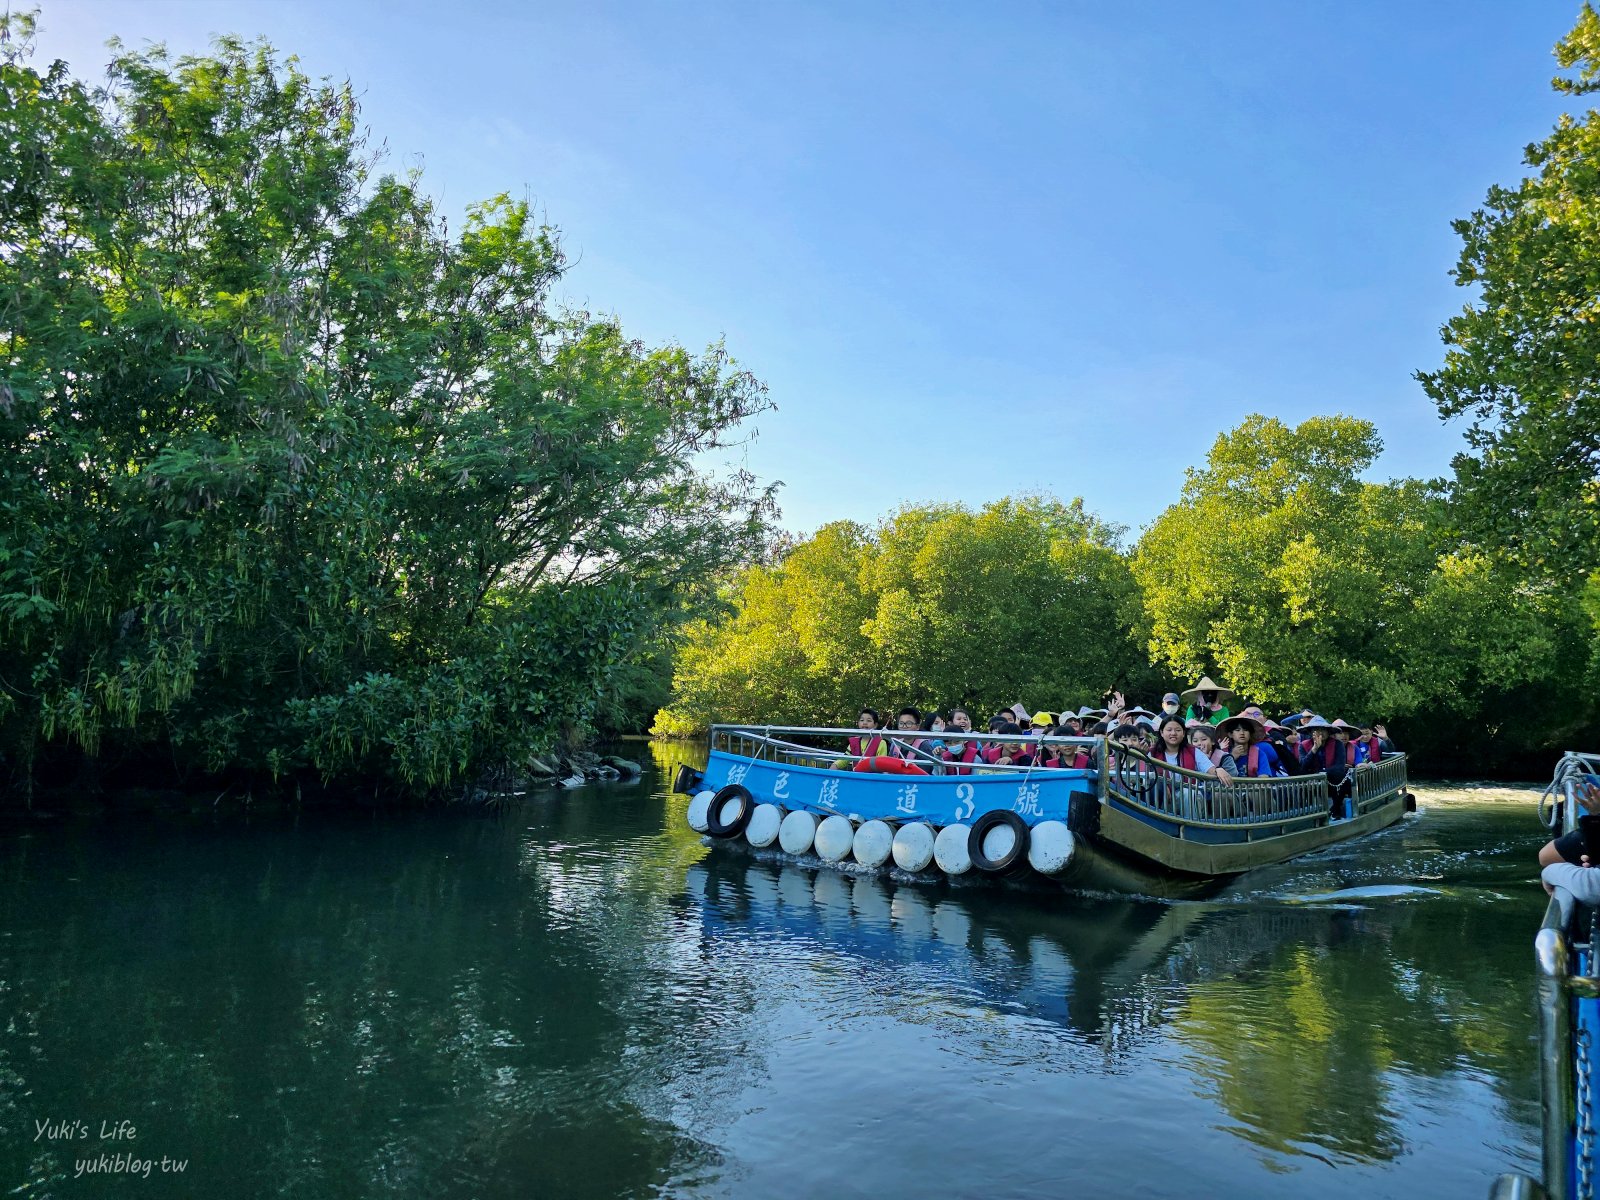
[1526,751,1600,1200]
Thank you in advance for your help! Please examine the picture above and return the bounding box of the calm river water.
[0,743,1551,1198]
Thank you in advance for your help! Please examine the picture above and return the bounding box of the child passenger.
[1187,722,1236,775]
[1046,727,1092,769]
[848,709,890,760]
[1152,715,1234,784]
[990,722,1039,767]
[1215,714,1286,778]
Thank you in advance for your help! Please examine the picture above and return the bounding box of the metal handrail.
[709,724,1102,777]
[713,723,1101,747]
[1545,752,1600,834]
[1106,784,1329,833]
[1105,745,1335,827]
[1351,754,1409,813]
[1538,890,1578,1200]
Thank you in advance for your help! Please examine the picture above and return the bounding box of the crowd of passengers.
[843,676,1398,794]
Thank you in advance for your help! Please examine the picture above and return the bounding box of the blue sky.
[36,1,1581,540]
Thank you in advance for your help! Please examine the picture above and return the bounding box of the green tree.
[0,22,773,797]
[1416,2,1600,580]
[1134,415,1597,767]
[654,496,1154,734]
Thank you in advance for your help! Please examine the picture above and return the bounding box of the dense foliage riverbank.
[7,6,1600,804]
[0,19,773,806]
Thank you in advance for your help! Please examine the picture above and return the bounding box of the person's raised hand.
[1374,723,1388,739]
[1581,782,1600,816]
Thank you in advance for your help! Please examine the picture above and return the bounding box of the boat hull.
[692,747,1411,896]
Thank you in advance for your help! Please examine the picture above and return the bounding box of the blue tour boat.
[674,724,1413,899]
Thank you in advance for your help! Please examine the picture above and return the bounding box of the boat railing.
[1524,750,1600,1200]
[1103,745,1406,830]
[1105,746,1331,827]
[1543,751,1600,834]
[1536,888,1582,1200]
[1351,753,1410,815]
[709,724,1102,776]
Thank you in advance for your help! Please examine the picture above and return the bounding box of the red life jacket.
[1318,740,1356,768]
[1242,742,1283,777]
[1160,745,1199,771]
[1359,735,1382,760]
[1050,750,1090,769]
[942,742,981,775]
[849,733,888,758]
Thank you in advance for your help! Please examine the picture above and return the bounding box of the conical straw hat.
[1180,675,1234,702]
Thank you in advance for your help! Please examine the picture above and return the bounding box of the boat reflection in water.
[683,848,1535,1176]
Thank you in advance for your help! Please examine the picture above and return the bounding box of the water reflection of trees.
[0,800,719,1199]
[688,850,1539,1168]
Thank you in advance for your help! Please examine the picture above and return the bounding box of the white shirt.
[1160,747,1214,773]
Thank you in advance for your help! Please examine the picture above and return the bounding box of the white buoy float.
[933,823,973,876]
[814,814,856,862]
[978,820,1020,868]
[1027,821,1076,876]
[851,819,894,868]
[778,810,819,856]
[745,803,785,849]
[687,790,715,833]
[891,822,937,872]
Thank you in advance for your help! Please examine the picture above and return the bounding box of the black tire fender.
[705,784,755,839]
[968,809,1030,874]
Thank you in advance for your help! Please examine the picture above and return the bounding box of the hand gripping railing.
[1104,746,1331,828]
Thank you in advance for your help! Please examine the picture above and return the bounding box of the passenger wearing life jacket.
[940,736,984,775]
[890,706,931,763]
[1187,722,1236,775]
[1356,719,1392,761]
[1295,717,1355,816]
[1152,714,1234,784]
[848,708,890,760]
[1045,725,1092,769]
[1295,718,1353,770]
[1330,720,1369,765]
[990,722,1041,768]
[1216,714,1287,778]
